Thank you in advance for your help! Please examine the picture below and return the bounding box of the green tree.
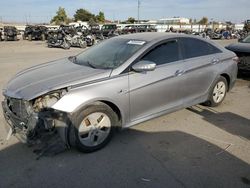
[127,17,136,24]
[198,17,208,25]
[88,18,97,26]
[74,9,95,22]
[50,7,69,25]
[96,11,105,23]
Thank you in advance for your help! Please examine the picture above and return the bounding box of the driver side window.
[142,39,180,66]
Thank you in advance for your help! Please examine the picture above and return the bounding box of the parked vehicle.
[3,26,18,41]
[47,29,70,49]
[2,33,238,154]
[48,29,87,49]
[121,25,138,34]
[226,35,250,72]
[137,25,157,32]
[23,25,48,41]
[0,28,2,41]
[243,19,250,33]
[101,24,119,38]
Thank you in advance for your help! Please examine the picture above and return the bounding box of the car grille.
[6,97,29,118]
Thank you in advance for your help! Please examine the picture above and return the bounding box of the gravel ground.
[0,39,249,188]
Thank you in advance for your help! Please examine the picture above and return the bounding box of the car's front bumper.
[1,99,38,143]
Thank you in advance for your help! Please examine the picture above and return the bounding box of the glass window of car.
[76,38,146,69]
[242,35,250,43]
[141,40,180,66]
[181,38,221,59]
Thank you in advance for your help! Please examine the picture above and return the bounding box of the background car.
[226,35,250,72]
[3,26,18,41]
[2,33,238,153]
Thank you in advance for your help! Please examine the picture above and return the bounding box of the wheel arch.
[71,99,124,127]
[220,73,230,91]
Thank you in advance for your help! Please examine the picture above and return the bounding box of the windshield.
[75,38,146,69]
[242,35,250,43]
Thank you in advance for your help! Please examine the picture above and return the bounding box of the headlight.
[33,89,67,112]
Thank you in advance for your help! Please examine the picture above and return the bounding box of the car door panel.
[129,61,186,121]
[182,55,219,105]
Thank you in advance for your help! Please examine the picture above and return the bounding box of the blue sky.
[0,0,249,23]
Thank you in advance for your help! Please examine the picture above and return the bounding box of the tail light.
[232,56,239,63]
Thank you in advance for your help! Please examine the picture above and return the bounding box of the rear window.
[181,38,221,59]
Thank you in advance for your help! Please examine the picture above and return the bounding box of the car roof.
[116,32,222,47]
[117,32,186,42]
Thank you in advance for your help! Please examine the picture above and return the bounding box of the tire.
[28,34,32,41]
[79,41,87,48]
[62,41,70,49]
[14,36,17,41]
[70,102,118,153]
[4,36,7,41]
[205,76,228,107]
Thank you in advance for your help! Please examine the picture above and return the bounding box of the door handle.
[211,58,220,64]
[175,70,185,76]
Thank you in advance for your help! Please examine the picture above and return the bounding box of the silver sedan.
[2,33,238,153]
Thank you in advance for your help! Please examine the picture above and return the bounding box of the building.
[157,17,190,25]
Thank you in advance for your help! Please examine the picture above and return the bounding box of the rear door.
[179,37,223,105]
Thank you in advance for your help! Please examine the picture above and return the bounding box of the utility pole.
[137,0,140,24]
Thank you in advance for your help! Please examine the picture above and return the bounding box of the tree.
[96,11,105,23]
[50,7,69,25]
[88,18,97,26]
[127,17,136,24]
[198,17,208,25]
[74,9,95,22]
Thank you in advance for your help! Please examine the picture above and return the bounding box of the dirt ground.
[0,39,249,188]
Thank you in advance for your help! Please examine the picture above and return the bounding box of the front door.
[129,39,185,122]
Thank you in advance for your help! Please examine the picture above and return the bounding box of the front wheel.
[71,102,118,153]
[205,76,228,107]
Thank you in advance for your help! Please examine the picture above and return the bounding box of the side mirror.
[132,60,156,72]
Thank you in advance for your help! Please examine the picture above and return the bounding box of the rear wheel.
[205,76,228,107]
[71,102,118,153]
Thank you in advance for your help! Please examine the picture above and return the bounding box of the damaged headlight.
[33,89,67,112]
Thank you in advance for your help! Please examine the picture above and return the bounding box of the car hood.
[225,43,250,53]
[3,58,112,100]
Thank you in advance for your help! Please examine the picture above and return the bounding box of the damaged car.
[3,26,18,41]
[226,35,250,72]
[2,33,238,153]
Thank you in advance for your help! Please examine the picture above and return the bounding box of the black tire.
[62,41,70,49]
[28,34,32,41]
[205,76,228,107]
[70,102,119,153]
[4,36,7,41]
[14,36,17,41]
